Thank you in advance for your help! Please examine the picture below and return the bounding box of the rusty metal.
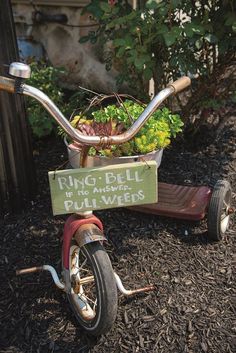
[16,266,43,275]
[65,135,163,168]
[0,76,15,93]
[69,245,97,321]
[227,207,235,215]
[74,223,106,248]
[114,273,155,296]
[72,275,95,294]
[16,265,65,290]
[79,275,94,285]
[63,214,103,269]
[129,183,212,221]
[168,76,191,94]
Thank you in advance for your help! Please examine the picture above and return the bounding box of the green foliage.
[26,63,91,138]
[26,62,65,138]
[70,100,183,157]
[81,0,236,123]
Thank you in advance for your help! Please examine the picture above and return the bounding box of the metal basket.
[65,137,163,168]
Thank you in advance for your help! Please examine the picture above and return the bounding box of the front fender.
[62,222,107,293]
[74,223,106,248]
[62,214,105,269]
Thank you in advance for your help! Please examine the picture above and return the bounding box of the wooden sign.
[48,161,157,215]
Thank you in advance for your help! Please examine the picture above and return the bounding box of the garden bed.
[0,119,235,353]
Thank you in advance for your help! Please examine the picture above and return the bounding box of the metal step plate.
[129,183,212,220]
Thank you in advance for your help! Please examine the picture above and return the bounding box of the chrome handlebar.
[23,84,175,145]
[0,73,191,146]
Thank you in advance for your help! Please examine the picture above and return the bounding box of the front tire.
[67,241,118,336]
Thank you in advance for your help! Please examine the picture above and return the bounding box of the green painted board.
[48,161,157,215]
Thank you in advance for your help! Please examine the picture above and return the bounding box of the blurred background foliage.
[26,0,235,140]
[81,0,236,136]
[26,62,90,138]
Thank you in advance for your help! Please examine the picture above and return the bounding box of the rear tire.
[207,180,232,241]
[67,241,118,336]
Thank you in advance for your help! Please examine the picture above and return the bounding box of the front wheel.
[67,240,118,336]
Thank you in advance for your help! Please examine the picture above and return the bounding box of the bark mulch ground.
[0,120,235,353]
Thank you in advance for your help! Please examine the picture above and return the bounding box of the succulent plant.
[69,100,183,157]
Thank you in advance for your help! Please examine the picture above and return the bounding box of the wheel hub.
[71,274,95,294]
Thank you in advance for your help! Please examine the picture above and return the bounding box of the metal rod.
[16,265,65,290]
[16,266,43,275]
[114,272,155,296]
[43,265,65,290]
[79,275,94,285]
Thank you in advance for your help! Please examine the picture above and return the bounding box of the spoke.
[74,266,91,275]
[223,200,229,208]
[81,293,97,307]
[93,298,97,311]
[76,249,80,265]
[79,258,87,271]
[78,268,91,274]
[73,250,90,273]
[77,293,90,309]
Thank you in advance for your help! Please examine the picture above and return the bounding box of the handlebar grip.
[168,76,191,94]
[0,76,15,93]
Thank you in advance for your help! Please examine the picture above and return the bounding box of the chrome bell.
[9,62,31,79]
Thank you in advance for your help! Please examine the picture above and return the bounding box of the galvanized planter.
[65,138,163,168]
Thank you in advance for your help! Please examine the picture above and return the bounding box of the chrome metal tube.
[110,87,174,144]
[23,83,174,146]
[114,272,155,296]
[42,265,65,290]
[23,84,102,145]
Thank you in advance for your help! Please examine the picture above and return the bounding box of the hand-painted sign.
[48,161,157,215]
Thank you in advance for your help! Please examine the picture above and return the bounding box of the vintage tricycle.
[0,62,233,336]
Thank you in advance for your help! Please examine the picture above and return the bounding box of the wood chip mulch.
[0,120,235,353]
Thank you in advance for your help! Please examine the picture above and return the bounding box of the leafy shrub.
[25,63,92,138]
[81,0,236,133]
[26,62,65,138]
[82,0,235,89]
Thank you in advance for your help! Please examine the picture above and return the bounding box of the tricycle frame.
[0,62,233,336]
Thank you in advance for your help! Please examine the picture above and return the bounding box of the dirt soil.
[0,120,235,353]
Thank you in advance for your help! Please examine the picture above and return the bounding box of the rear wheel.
[207,180,232,241]
[67,241,118,336]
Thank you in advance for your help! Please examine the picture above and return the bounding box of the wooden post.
[0,0,36,216]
